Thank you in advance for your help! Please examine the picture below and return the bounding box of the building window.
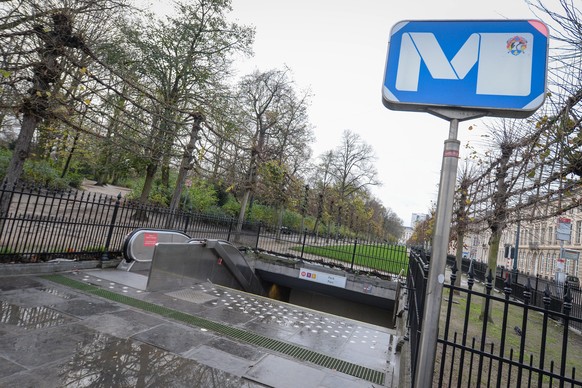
[576,220,582,245]
[548,226,554,245]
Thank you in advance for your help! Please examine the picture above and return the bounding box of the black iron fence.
[447,255,582,332]
[409,249,582,387]
[0,183,406,278]
[0,183,253,262]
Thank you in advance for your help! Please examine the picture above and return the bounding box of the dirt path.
[80,179,132,198]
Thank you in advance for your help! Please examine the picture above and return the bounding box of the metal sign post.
[414,118,459,387]
[413,109,482,387]
[381,19,549,386]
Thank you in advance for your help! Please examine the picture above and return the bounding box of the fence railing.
[0,183,406,278]
[409,248,582,387]
[447,255,582,332]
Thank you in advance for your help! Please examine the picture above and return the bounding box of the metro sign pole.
[382,20,548,387]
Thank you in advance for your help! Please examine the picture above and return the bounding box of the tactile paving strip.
[43,274,385,385]
[165,288,218,304]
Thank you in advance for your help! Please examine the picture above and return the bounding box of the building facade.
[466,207,581,280]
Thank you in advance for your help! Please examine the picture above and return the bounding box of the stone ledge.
[0,260,118,276]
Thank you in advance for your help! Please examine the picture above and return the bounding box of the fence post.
[560,289,572,380]
[350,238,358,271]
[533,274,540,306]
[0,181,14,236]
[101,193,121,261]
[227,218,233,242]
[254,222,261,249]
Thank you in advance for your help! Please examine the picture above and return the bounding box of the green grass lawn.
[436,279,582,386]
[296,243,409,275]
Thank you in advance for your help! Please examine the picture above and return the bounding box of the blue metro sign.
[382,20,549,118]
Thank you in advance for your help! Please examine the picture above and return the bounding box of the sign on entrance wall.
[382,20,549,118]
[299,268,347,288]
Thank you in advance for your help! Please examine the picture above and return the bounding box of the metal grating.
[43,274,385,385]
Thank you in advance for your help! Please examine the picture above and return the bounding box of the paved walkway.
[0,268,400,387]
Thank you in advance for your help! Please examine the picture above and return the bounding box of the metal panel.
[205,240,266,296]
[147,243,235,292]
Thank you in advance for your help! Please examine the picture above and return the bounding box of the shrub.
[0,148,12,182]
[148,185,171,206]
[66,172,84,189]
[204,205,232,218]
[23,159,69,190]
[221,194,240,217]
[0,148,84,189]
[248,203,276,224]
[186,179,217,211]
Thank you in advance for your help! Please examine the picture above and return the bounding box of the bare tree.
[260,87,313,236]
[451,161,480,289]
[233,69,293,237]
[310,151,334,239]
[330,129,380,233]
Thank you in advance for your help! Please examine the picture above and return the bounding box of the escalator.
[119,228,265,295]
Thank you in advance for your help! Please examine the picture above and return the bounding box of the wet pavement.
[0,269,400,387]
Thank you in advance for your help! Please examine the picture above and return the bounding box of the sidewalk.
[0,267,400,387]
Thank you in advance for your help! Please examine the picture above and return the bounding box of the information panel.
[299,268,347,288]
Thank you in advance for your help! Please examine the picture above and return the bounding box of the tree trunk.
[161,162,170,188]
[454,232,463,294]
[95,127,112,186]
[169,113,203,213]
[132,163,157,222]
[312,218,321,244]
[140,163,157,203]
[479,230,501,323]
[236,136,262,241]
[0,114,37,236]
[276,206,284,240]
[1,114,40,220]
[61,131,80,178]
[210,138,224,182]
[236,189,251,241]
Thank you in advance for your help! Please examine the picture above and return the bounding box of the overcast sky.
[225,0,555,226]
[146,0,554,226]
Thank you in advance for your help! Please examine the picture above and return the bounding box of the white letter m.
[395,32,532,96]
